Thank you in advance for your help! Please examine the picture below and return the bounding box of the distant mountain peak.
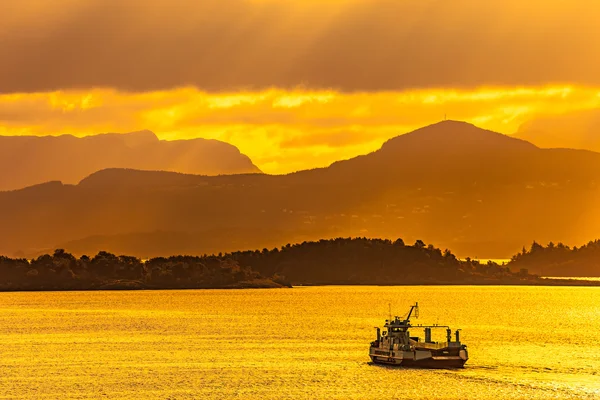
[120,129,159,140]
[380,120,537,154]
[0,131,261,191]
[425,119,474,128]
[87,130,160,147]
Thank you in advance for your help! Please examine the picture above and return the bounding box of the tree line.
[507,240,600,277]
[0,238,546,291]
[224,237,523,285]
[0,249,286,291]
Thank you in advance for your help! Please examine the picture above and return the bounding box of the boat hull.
[369,347,468,369]
[370,355,466,369]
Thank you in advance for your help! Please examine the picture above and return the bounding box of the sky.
[2,0,600,173]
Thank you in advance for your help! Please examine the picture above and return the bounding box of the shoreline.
[0,278,290,293]
[1,278,599,293]
[291,278,600,287]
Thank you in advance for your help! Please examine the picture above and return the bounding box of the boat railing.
[412,341,449,350]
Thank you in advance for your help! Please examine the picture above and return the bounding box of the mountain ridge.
[2,121,600,265]
[381,120,537,151]
[0,130,261,191]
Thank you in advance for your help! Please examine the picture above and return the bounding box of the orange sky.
[1,0,600,173]
[2,86,600,173]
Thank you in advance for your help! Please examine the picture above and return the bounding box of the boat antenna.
[389,303,392,321]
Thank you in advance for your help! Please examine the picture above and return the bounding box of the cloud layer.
[1,0,599,93]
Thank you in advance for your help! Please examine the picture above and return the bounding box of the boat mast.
[405,302,419,321]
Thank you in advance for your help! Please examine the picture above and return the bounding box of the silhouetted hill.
[0,249,287,291]
[507,240,600,277]
[79,168,210,189]
[0,131,261,190]
[228,237,526,285]
[315,120,539,186]
[1,121,600,269]
[382,120,536,153]
[2,239,595,292]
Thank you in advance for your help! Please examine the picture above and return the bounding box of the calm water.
[0,286,599,399]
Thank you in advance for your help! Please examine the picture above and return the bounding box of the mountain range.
[0,130,260,191]
[1,120,599,264]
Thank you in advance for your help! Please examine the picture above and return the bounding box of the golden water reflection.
[0,286,599,399]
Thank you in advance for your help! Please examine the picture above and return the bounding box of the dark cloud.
[1,0,598,93]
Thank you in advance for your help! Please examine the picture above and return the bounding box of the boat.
[369,302,468,368]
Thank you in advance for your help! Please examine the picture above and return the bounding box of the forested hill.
[507,240,600,277]
[2,238,597,292]
[0,250,288,291]
[226,238,535,285]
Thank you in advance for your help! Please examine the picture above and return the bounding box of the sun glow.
[1,85,599,174]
